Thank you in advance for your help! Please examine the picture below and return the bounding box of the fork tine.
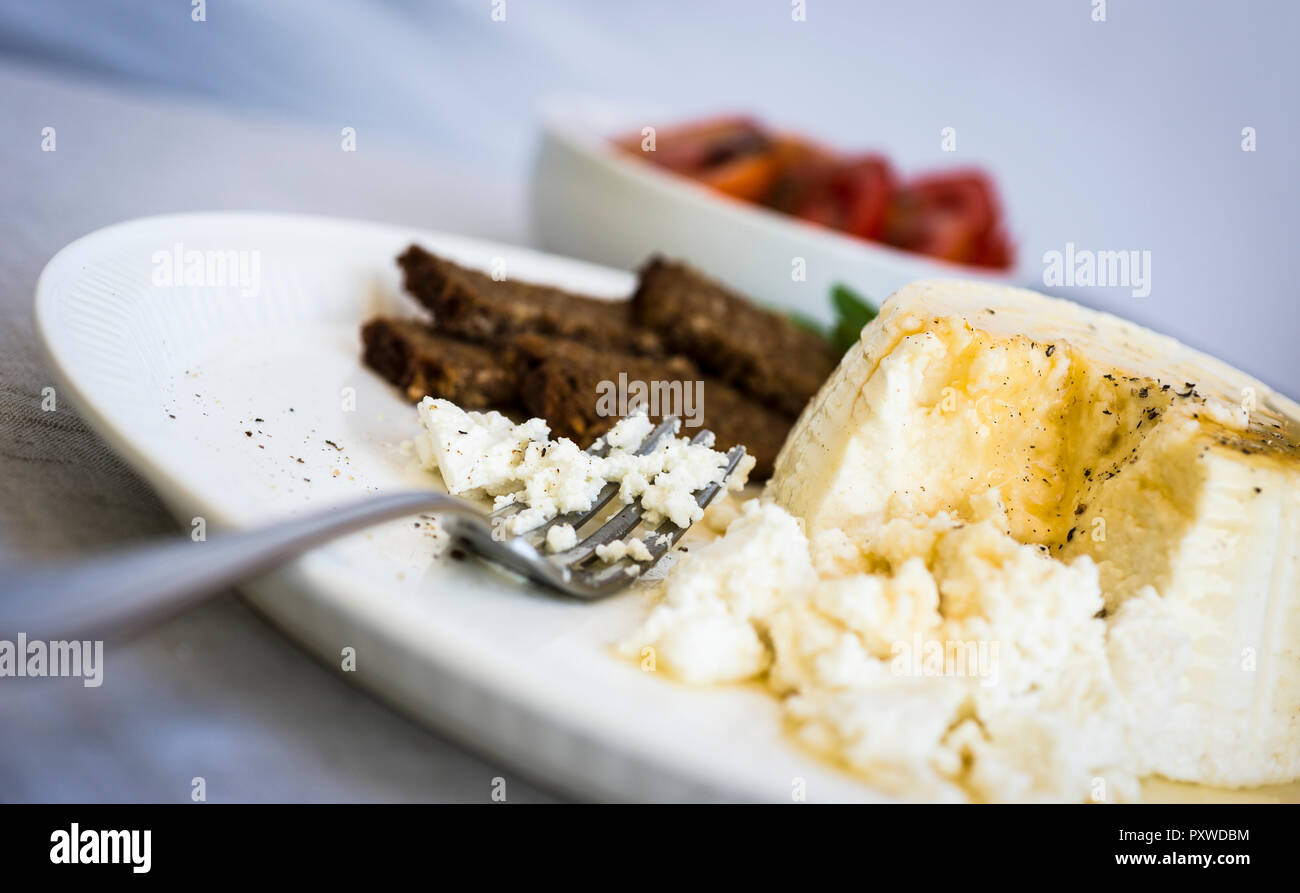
[450,419,745,600]
[493,415,680,542]
[568,444,747,588]
[556,500,645,566]
[553,430,728,568]
[638,444,747,561]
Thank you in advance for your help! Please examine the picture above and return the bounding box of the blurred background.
[0,0,1294,801]
[2,0,1297,387]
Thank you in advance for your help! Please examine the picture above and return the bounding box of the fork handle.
[0,491,471,641]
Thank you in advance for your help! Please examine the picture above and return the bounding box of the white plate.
[531,97,1031,323]
[34,211,890,803]
[36,212,1298,804]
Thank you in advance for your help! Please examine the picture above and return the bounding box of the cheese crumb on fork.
[414,398,754,536]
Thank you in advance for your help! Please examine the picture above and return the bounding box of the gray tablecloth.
[0,60,554,802]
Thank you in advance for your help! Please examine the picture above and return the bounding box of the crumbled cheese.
[603,413,653,450]
[629,538,655,561]
[415,398,750,535]
[623,494,1147,802]
[596,536,655,564]
[492,492,518,511]
[416,399,547,494]
[511,437,607,528]
[595,540,628,563]
[545,523,577,553]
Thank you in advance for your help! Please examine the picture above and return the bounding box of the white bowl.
[530,97,1031,321]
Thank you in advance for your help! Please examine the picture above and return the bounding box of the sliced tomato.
[618,118,1015,270]
[971,226,1014,269]
[884,170,1012,268]
[832,156,895,239]
[787,155,895,240]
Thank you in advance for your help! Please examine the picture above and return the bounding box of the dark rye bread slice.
[362,317,518,410]
[398,245,664,356]
[630,257,837,417]
[511,334,791,478]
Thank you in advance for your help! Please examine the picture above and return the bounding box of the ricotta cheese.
[626,279,1300,800]
[625,493,1138,801]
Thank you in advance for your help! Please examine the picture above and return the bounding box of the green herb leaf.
[829,283,878,353]
[831,318,862,354]
[785,284,879,354]
[831,283,878,330]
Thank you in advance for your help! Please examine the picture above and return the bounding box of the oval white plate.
[531,97,1031,323]
[33,211,892,803]
[36,212,1297,804]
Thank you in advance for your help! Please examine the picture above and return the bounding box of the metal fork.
[0,417,745,642]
